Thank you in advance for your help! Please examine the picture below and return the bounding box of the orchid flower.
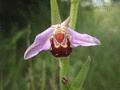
[24,17,100,60]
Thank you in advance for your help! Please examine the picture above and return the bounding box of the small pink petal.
[68,28,101,48]
[61,17,70,27]
[24,27,53,60]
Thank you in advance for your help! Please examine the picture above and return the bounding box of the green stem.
[70,0,80,29]
[59,58,70,90]
[59,59,62,90]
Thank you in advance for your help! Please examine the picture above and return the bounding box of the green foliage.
[70,0,80,29]
[50,0,61,24]
[70,57,91,90]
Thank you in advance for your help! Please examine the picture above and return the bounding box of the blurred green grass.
[0,1,120,90]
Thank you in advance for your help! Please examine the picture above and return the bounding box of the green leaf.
[70,0,80,29]
[69,56,91,90]
[50,0,61,24]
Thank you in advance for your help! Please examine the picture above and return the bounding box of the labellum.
[50,29,72,57]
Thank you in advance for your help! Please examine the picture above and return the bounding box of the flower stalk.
[59,58,70,90]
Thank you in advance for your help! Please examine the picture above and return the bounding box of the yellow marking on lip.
[53,38,60,48]
[61,44,68,48]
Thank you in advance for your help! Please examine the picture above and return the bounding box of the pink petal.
[68,28,101,48]
[24,27,53,60]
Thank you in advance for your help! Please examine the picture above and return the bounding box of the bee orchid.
[24,17,100,60]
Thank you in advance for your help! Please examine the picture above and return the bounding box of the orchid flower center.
[55,33,64,43]
[50,28,72,57]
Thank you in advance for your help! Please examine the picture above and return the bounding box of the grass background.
[0,0,120,90]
